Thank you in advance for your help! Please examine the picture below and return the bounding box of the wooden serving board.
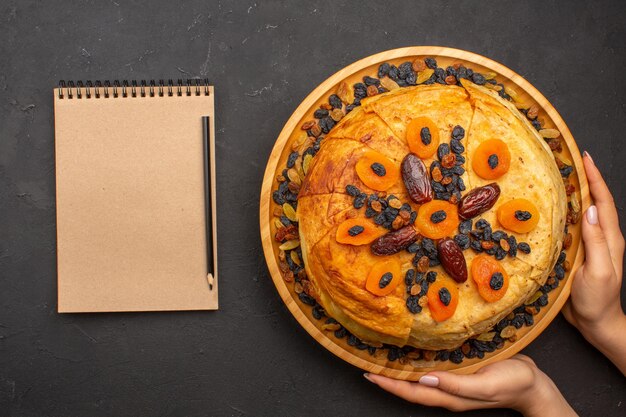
[259,46,590,380]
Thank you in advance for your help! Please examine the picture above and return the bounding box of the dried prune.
[401,153,433,204]
[371,225,418,255]
[458,183,501,220]
[437,237,468,283]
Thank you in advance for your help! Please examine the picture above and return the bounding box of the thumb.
[581,205,613,275]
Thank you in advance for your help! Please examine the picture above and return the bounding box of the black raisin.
[272,191,285,205]
[422,238,436,255]
[555,264,565,280]
[452,125,465,140]
[458,177,466,191]
[406,296,422,314]
[348,225,364,236]
[438,287,451,306]
[459,219,472,234]
[430,210,447,224]
[378,62,391,78]
[450,139,464,154]
[476,219,490,229]
[405,269,416,286]
[557,251,566,264]
[334,327,347,338]
[508,235,518,257]
[298,292,316,306]
[470,239,483,252]
[454,233,471,249]
[329,94,342,109]
[437,143,451,160]
[420,127,432,145]
[388,66,400,81]
[514,210,532,221]
[363,75,380,86]
[495,247,507,260]
[371,162,386,176]
[405,71,417,85]
[353,193,367,209]
[560,166,573,178]
[456,66,468,80]
[374,212,386,225]
[314,109,328,119]
[518,242,531,254]
[426,271,437,283]
[424,57,437,69]
[489,272,504,291]
[398,62,413,79]
[471,73,486,85]
[286,151,299,168]
[407,243,420,254]
[449,349,464,364]
[387,347,400,361]
[488,154,499,169]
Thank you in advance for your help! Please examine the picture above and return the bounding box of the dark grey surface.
[1,1,625,416]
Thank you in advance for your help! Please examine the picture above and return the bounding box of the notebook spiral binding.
[57,79,211,99]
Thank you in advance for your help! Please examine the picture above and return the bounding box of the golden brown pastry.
[297,82,567,350]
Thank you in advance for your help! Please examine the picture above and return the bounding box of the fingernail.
[583,151,594,164]
[419,375,439,387]
[587,205,598,225]
[363,373,376,384]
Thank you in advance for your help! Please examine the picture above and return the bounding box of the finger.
[581,205,615,280]
[584,153,625,270]
[364,373,494,411]
[511,353,535,366]
[561,300,576,326]
[426,355,536,402]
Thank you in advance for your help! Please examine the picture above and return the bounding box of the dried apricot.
[472,139,511,180]
[427,276,459,322]
[415,200,459,239]
[496,199,540,233]
[365,259,402,296]
[406,117,440,159]
[336,218,386,245]
[471,254,509,302]
[355,150,400,191]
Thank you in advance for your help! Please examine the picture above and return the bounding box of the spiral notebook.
[54,80,218,313]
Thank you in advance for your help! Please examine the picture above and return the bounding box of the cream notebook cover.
[54,80,218,313]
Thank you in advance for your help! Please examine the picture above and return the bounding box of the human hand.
[561,152,626,373]
[364,354,576,416]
